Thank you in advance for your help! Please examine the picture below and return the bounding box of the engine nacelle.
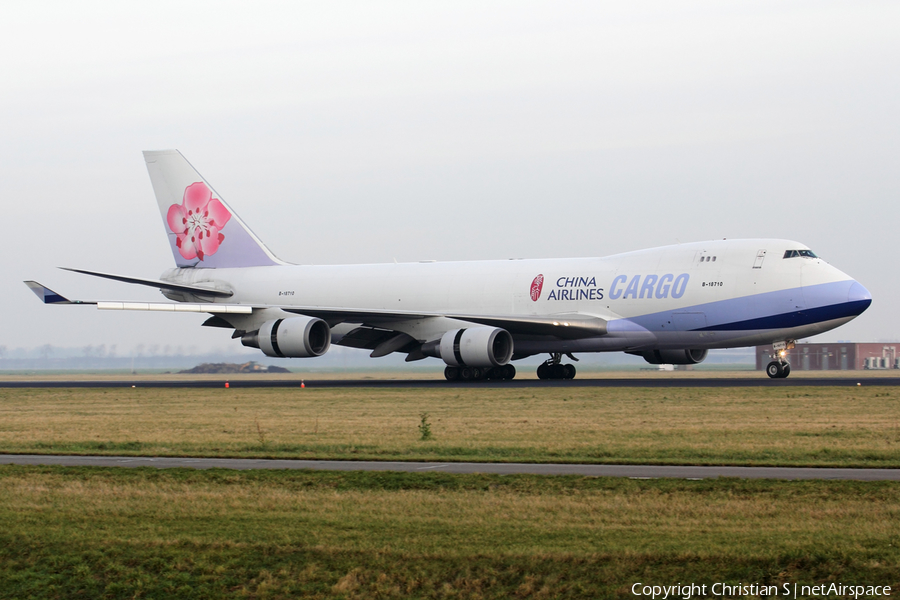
[640,349,708,365]
[241,316,331,358]
[429,327,514,368]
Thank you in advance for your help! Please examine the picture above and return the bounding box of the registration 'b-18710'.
[26,150,872,380]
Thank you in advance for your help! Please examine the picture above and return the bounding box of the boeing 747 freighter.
[26,150,872,380]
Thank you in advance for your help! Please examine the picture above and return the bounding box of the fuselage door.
[752,250,766,269]
[672,311,707,331]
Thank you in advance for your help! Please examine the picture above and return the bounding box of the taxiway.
[1,377,899,388]
[3,454,899,480]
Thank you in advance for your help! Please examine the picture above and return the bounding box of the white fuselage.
[161,238,871,357]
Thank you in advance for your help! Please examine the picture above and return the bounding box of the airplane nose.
[848,281,872,313]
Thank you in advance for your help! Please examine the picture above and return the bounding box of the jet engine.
[639,349,708,365]
[241,316,331,358]
[424,327,514,368]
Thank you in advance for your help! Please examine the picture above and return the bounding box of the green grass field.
[1,386,899,466]
[3,385,899,598]
[1,466,898,599]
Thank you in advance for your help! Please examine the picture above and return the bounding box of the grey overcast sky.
[1,1,898,355]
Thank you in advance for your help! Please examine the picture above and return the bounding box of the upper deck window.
[783,249,818,259]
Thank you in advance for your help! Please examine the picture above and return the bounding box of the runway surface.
[1,377,899,388]
[3,454,899,480]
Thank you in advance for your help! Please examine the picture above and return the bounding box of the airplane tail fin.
[143,150,283,268]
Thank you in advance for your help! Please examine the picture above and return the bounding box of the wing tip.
[23,281,72,304]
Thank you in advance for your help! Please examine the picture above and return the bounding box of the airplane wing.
[24,282,249,314]
[25,281,607,339]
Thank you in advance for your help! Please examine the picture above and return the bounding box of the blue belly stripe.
[696,299,872,331]
[624,280,871,333]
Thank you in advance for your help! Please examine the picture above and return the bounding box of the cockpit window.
[783,249,818,259]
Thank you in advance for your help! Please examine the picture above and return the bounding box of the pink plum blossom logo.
[166,182,231,261]
[530,274,544,302]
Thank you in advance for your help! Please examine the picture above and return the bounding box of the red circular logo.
[530,274,544,302]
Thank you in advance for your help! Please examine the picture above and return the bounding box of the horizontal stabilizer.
[60,268,233,298]
[23,281,92,305]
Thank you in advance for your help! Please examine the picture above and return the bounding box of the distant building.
[755,343,899,371]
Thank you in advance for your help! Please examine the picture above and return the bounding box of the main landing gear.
[537,353,577,380]
[766,340,794,379]
[444,364,517,381]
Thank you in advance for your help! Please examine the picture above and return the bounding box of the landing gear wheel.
[537,359,577,380]
[766,361,784,379]
[460,367,475,381]
[487,367,504,380]
[444,366,459,381]
[537,363,551,380]
[502,364,517,380]
[781,363,791,378]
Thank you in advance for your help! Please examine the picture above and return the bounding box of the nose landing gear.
[766,340,795,379]
[537,353,577,380]
[766,361,791,379]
